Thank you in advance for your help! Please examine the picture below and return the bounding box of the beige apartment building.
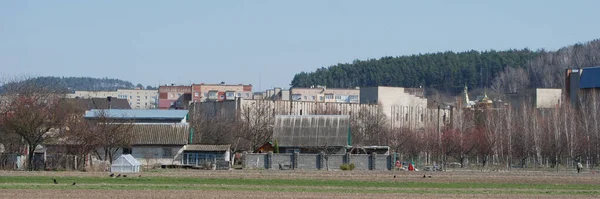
[67,89,158,109]
[290,86,360,103]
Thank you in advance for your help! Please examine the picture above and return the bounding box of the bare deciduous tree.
[87,110,134,164]
[0,77,72,170]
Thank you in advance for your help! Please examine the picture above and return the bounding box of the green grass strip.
[0,176,599,195]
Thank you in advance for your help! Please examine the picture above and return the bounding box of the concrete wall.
[536,89,562,108]
[244,153,267,169]
[326,154,345,170]
[272,153,293,167]
[349,154,370,170]
[131,145,184,167]
[374,154,390,170]
[506,88,562,109]
[296,154,319,169]
[242,153,394,170]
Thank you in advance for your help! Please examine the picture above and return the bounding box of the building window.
[163,148,172,158]
[319,96,324,101]
[122,148,132,154]
[303,96,307,100]
[325,94,333,100]
[311,96,315,101]
[137,96,140,98]
[335,95,341,100]
[130,96,132,99]
[145,96,148,99]
[292,94,302,101]
[194,92,199,97]
[137,99,140,101]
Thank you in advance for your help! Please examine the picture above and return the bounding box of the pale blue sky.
[1,0,599,90]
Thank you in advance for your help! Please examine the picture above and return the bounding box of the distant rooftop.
[580,66,600,89]
[84,109,189,120]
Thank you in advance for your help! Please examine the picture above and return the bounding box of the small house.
[129,124,190,167]
[182,144,231,169]
[111,154,141,173]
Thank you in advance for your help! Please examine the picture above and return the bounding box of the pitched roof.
[84,109,188,120]
[273,115,350,147]
[68,98,131,111]
[185,144,231,151]
[580,66,600,89]
[131,124,190,145]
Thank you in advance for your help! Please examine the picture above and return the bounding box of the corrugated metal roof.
[273,115,350,147]
[185,144,231,151]
[84,109,188,120]
[131,124,190,145]
[580,66,600,89]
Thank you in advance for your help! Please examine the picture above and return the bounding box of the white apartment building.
[67,89,158,109]
[117,89,159,109]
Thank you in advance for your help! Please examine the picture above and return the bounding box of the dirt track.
[1,189,598,199]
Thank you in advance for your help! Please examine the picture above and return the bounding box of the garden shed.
[111,154,141,173]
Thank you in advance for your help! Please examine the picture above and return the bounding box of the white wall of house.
[131,145,184,167]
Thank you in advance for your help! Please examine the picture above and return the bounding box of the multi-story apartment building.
[191,83,253,103]
[116,89,159,109]
[158,83,253,109]
[67,88,159,109]
[290,86,360,103]
[253,87,290,101]
[67,91,118,99]
[158,85,192,110]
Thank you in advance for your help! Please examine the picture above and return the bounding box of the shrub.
[340,163,355,171]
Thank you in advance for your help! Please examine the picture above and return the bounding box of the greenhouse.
[110,154,141,173]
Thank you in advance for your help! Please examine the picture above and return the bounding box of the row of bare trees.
[391,93,600,170]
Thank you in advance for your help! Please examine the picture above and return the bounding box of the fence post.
[242,152,248,169]
[293,152,299,169]
[371,152,377,170]
[267,152,273,169]
[319,152,325,170]
[345,152,351,164]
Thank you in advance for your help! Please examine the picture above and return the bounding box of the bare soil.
[0,189,596,199]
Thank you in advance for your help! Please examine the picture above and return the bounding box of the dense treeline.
[291,39,600,96]
[291,49,538,95]
[0,76,135,93]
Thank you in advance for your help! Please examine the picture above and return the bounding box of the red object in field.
[395,160,401,168]
[408,163,414,171]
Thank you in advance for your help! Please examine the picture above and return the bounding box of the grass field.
[0,170,599,198]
